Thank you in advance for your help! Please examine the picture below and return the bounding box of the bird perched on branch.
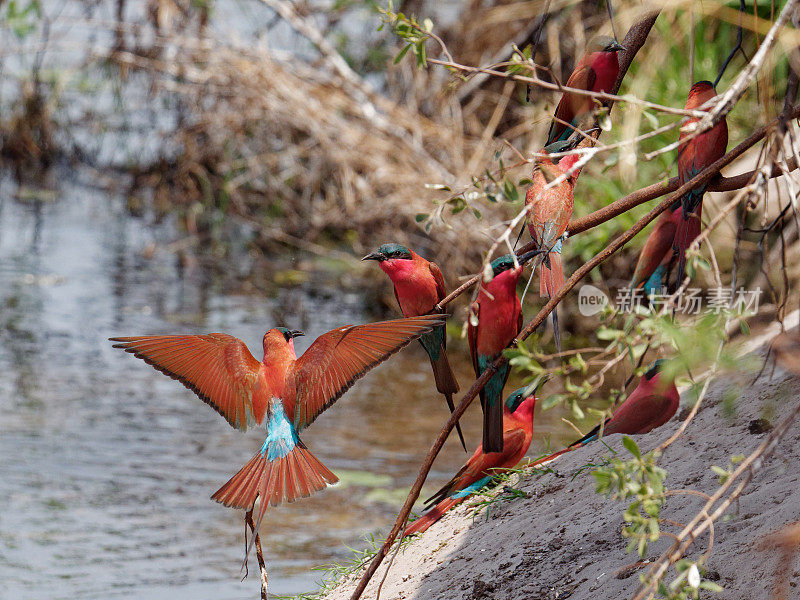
[630,200,684,295]
[674,80,728,287]
[110,315,443,547]
[569,359,679,446]
[546,35,624,145]
[526,148,582,351]
[469,252,536,453]
[404,386,535,537]
[362,243,466,451]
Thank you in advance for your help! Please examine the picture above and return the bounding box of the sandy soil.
[324,320,800,600]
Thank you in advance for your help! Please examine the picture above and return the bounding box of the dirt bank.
[323,319,800,600]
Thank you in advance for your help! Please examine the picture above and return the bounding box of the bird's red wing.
[110,334,263,431]
[289,315,443,430]
[608,392,667,435]
[426,427,527,506]
[554,65,596,122]
[565,63,596,92]
[464,427,527,479]
[631,213,677,288]
[428,262,448,304]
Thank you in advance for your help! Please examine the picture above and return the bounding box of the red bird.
[673,80,728,287]
[570,359,679,446]
[630,200,683,295]
[468,252,536,453]
[362,243,465,450]
[405,386,535,537]
[547,36,624,145]
[110,315,442,540]
[526,150,582,350]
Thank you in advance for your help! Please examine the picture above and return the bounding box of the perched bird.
[525,150,582,351]
[547,35,624,145]
[673,80,728,287]
[110,315,443,539]
[469,251,536,453]
[404,386,535,537]
[630,200,683,295]
[569,359,679,446]
[362,243,466,450]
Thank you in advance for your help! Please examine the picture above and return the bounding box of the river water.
[0,174,583,599]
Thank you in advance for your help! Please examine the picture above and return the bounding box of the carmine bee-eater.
[630,200,683,295]
[547,35,624,145]
[673,80,728,287]
[569,360,679,446]
[110,315,443,540]
[362,243,466,451]
[404,386,535,537]
[526,150,582,351]
[469,251,537,453]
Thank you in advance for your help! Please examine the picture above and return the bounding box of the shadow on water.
[0,173,582,599]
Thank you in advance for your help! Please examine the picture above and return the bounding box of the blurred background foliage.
[0,0,795,338]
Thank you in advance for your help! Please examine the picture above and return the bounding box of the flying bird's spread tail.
[212,399,338,561]
[212,399,338,511]
[212,442,337,511]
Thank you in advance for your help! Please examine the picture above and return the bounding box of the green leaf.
[643,110,660,129]
[699,581,724,592]
[394,43,412,63]
[541,394,565,411]
[622,436,641,459]
[415,213,429,222]
[597,327,622,340]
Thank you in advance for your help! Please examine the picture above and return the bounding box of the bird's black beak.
[517,249,545,264]
[361,252,385,262]
[289,330,305,339]
[610,41,625,52]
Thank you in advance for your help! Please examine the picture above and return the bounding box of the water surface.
[0,175,579,599]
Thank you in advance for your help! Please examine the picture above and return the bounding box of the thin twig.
[245,510,268,600]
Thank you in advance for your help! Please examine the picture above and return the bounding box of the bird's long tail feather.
[528,428,600,469]
[569,422,602,447]
[674,201,703,289]
[540,251,565,352]
[404,497,463,537]
[539,251,564,298]
[212,443,338,561]
[482,394,504,454]
[429,351,466,452]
